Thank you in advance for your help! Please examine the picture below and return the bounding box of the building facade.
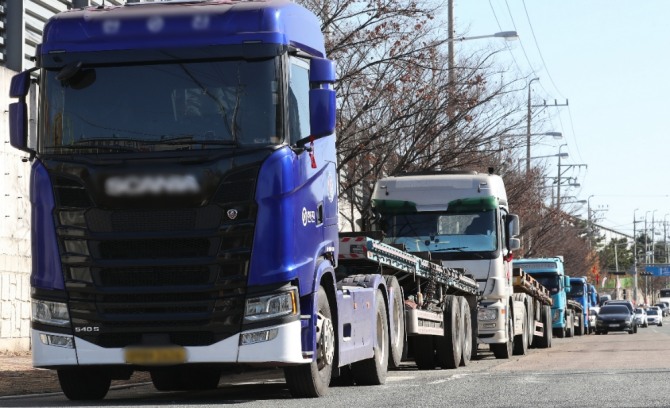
[0,0,122,352]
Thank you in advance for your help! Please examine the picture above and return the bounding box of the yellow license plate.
[124,347,187,365]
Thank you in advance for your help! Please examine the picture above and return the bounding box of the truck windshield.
[39,57,280,154]
[531,275,560,293]
[568,284,584,297]
[659,289,670,298]
[380,210,497,253]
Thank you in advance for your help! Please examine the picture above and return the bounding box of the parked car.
[595,304,637,334]
[634,308,648,328]
[654,302,669,317]
[646,307,663,326]
[589,306,600,331]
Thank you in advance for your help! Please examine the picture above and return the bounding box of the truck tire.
[384,276,405,369]
[566,311,574,338]
[513,307,528,356]
[490,316,513,359]
[535,305,552,348]
[351,290,389,385]
[284,286,335,397]
[435,295,462,369]
[459,297,472,366]
[413,336,436,370]
[58,368,111,401]
[527,299,535,348]
[470,306,480,360]
[575,314,584,336]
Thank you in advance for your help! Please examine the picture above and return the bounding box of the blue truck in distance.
[8,0,480,400]
[513,257,582,338]
[568,277,590,335]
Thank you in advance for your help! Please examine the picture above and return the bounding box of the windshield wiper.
[431,246,468,252]
[45,144,139,153]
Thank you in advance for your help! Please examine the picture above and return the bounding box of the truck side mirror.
[8,70,36,154]
[509,237,521,251]
[564,276,571,292]
[10,71,31,98]
[9,102,29,152]
[308,58,336,139]
[507,214,520,237]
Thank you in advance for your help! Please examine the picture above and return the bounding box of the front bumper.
[32,320,309,368]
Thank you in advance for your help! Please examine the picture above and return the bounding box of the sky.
[452,1,670,240]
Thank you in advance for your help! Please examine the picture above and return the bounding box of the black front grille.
[53,165,260,349]
[98,238,212,259]
[98,266,212,287]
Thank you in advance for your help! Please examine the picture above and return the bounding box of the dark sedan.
[595,304,637,335]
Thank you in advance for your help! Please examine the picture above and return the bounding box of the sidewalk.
[0,351,150,397]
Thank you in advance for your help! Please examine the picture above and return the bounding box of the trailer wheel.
[535,305,552,348]
[566,311,575,338]
[575,314,584,336]
[470,305,480,360]
[436,295,462,369]
[490,316,513,359]
[412,336,436,370]
[284,286,334,397]
[512,307,528,356]
[459,297,472,366]
[384,276,405,369]
[58,368,111,401]
[352,290,389,385]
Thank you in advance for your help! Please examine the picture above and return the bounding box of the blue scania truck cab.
[7,0,397,399]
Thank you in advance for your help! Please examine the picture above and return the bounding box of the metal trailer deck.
[513,268,553,306]
[337,234,478,296]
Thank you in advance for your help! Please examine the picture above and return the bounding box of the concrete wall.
[0,66,32,352]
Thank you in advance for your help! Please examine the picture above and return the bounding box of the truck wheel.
[575,315,584,336]
[566,311,574,338]
[526,300,535,348]
[351,290,389,385]
[58,368,111,401]
[384,276,405,369]
[413,336,436,370]
[470,306,480,360]
[513,309,528,356]
[459,297,472,366]
[490,317,513,359]
[436,295,462,369]
[284,286,335,397]
[536,305,552,348]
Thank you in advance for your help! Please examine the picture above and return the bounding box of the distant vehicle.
[604,299,635,314]
[588,306,600,331]
[599,294,612,306]
[658,289,670,309]
[634,308,648,328]
[654,302,669,317]
[645,307,663,326]
[595,304,637,335]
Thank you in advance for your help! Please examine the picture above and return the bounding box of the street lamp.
[526,77,540,173]
[446,29,518,154]
[448,31,519,42]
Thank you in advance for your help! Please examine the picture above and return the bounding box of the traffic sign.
[644,264,670,276]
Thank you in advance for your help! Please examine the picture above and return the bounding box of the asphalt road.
[3,322,670,407]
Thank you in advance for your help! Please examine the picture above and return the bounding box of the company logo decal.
[227,209,238,220]
[302,207,316,226]
[105,174,200,197]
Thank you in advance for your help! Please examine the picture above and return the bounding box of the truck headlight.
[478,308,497,321]
[245,289,298,322]
[32,300,70,327]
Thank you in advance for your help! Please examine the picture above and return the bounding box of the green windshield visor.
[446,196,498,214]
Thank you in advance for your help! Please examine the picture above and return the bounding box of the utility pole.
[447,0,455,152]
[528,98,568,174]
[556,160,586,213]
[634,209,638,303]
